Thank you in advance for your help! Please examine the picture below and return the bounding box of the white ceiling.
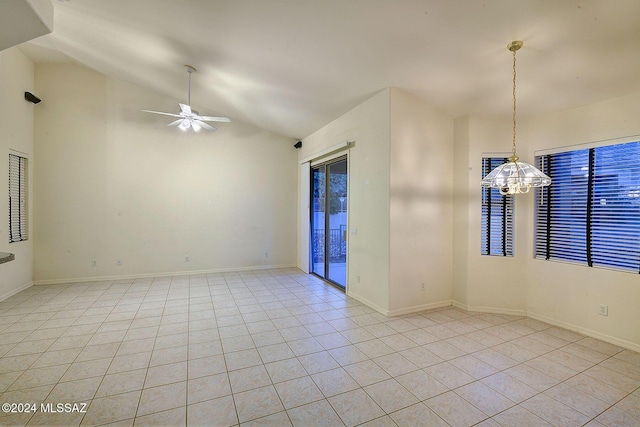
[19,0,640,139]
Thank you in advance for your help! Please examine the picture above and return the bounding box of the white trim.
[300,140,354,164]
[8,148,30,158]
[527,311,640,353]
[481,151,512,159]
[535,134,640,156]
[387,300,453,317]
[0,281,33,303]
[346,290,389,316]
[452,300,527,317]
[32,264,297,286]
[298,162,310,273]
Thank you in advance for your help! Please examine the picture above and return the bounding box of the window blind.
[535,141,640,273]
[9,154,28,243]
[481,157,514,256]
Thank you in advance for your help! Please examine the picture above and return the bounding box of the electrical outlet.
[116,259,122,266]
[356,275,360,283]
[598,304,608,316]
[185,255,190,263]
[264,252,269,258]
[91,260,97,267]
[421,283,425,291]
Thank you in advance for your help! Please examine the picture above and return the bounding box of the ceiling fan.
[143,65,230,132]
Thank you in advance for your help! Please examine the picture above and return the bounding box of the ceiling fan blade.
[142,109,182,118]
[194,120,216,131]
[179,103,192,115]
[167,119,183,127]
[199,115,231,123]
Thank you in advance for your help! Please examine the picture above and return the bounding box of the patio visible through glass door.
[310,157,347,289]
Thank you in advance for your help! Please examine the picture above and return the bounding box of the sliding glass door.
[310,157,348,288]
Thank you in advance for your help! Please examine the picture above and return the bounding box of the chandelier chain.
[512,47,517,157]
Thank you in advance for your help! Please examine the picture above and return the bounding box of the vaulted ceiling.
[18,0,640,139]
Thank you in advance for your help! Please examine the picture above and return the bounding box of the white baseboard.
[0,281,33,303]
[527,311,640,353]
[346,290,389,316]
[387,300,452,317]
[452,300,527,317]
[33,264,298,286]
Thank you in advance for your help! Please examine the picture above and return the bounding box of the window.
[481,157,514,256]
[535,141,640,273]
[9,153,28,243]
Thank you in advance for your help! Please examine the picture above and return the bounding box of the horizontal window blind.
[9,154,28,243]
[535,141,640,273]
[481,157,514,256]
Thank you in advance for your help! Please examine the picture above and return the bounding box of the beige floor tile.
[396,369,448,401]
[311,367,359,397]
[234,385,285,423]
[225,348,263,371]
[583,365,640,393]
[133,406,186,426]
[426,391,489,427]
[187,372,231,405]
[286,400,344,427]
[144,361,187,388]
[328,388,385,427]
[0,353,40,373]
[10,364,70,391]
[521,393,591,427]
[138,381,187,417]
[364,378,419,413]
[1,271,637,427]
[481,372,537,404]
[343,360,390,387]
[229,365,273,393]
[389,402,449,427]
[455,381,514,416]
[449,355,499,380]
[257,343,296,363]
[264,357,308,383]
[240,410,293,427]
[274,376,324,409]
[59,357,110,383]
[47,376,102,402]
[372,353,419,377]
[96,368,147,398]
[398,346,443,368]
[81,390,141,426]
[149,345,187,367]
[544,383,610,418]
[424,362,475,389]
[187,395,238,426]
[107,352,152,375]
[504,364,559,392]
[188,340,223,360]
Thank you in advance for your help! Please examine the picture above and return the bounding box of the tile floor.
[0,268,639,426]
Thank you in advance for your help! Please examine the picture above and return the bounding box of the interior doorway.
[310,156,348,289]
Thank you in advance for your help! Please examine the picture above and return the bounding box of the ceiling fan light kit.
[481,41,551,195]
[143,64,230,132]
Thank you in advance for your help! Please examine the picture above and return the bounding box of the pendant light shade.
[481,41,551,195]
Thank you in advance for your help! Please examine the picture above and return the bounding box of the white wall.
[523,92,640,351]
[0,48,35,300]
[299,89,391,313]
[34,63,297,283]
[452,115,528,316]
[454,91,640,350]
[388,88,453,314]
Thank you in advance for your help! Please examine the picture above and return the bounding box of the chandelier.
[481,41,551,195]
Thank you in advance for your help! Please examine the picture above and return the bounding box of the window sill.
[0,252,15,264]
